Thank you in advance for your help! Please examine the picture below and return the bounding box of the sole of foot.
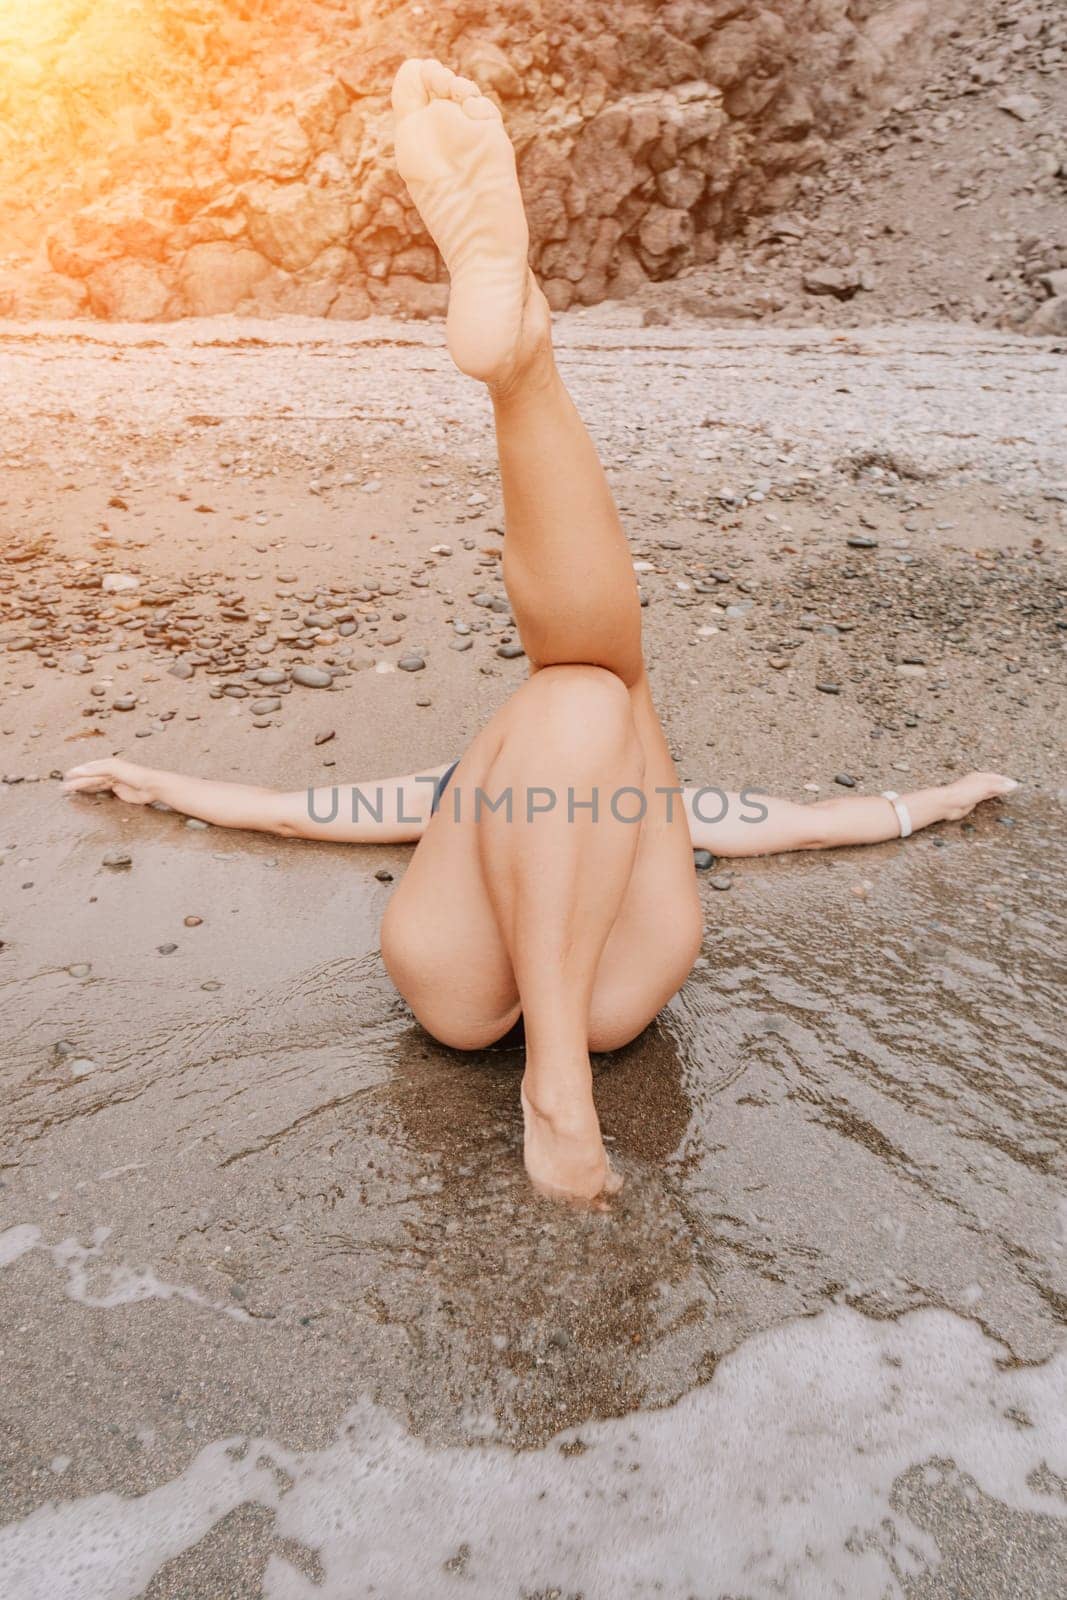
[520,1083,623,1209]
[391,56,548,388]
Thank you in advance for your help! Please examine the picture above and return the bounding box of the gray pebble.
[834,773,857,788]
[496,643,525,659]
[102,850,132,869]
[816,682,842,695]
[710,874,733,891]
[693,849,716,870]
[375,868,394,882]
[397,655,426,672]
[847,535,879,549]
[291,665,333,689]
[250,698,281,715]
[157,943,178,955]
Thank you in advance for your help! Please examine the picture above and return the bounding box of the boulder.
[292,78,349,148]
[656,164,707,209]
[243,182,350,271]
[86,259,172,320]
[571,107,647,218]
[327,284,374,319]
[460,39,524,100]
[1038,269,1067,299]
[178,242,272,315]
[227,114,311,181]
[637,205,694,265]
[1029,297,1067,336]
[803,265,861,300]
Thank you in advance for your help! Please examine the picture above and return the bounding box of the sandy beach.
[1,312,1065,1596]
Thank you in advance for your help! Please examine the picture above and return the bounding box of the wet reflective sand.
[1,783,1064,1594]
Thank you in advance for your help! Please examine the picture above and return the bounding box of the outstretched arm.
[62,757,454,843]
[684,772,1018,858]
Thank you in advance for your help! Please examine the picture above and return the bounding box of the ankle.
[521,1074,598,1138]
[487,341,557,405]
[486,278,555,403]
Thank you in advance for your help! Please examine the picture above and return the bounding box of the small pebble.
[291,665,333,689]
[693,849,716,870]
[183,915,203,928]
[102,851,132,869]
[710,874,733,891]
[834,773,857,788]
[157,943,178,955]
[375,868,394,882]
[398,655,426,673]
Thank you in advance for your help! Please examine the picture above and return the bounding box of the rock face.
[0,1,951,322]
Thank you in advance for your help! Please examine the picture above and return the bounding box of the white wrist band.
[882,791,912,839]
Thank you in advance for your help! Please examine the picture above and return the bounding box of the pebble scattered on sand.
[291,665,332,689]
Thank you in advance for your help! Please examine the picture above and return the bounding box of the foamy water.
[0,1224,249,1321]
[0,1283,1062,1600]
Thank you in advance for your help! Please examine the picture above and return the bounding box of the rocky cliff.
[0,0,961,321]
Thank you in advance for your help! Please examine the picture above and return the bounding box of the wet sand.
[0,314,1065,1596]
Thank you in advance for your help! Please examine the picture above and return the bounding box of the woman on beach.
[63,59,1017,1204]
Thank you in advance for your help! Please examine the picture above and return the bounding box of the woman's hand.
[63,759,161,806]
[942,771,1019,821]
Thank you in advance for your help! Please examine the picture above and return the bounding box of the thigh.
[380,717,520,1050]
[587,674,703,1052]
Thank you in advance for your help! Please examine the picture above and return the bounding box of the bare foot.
[520,1080,623,1208]
[391,56,547,388]
[943,771,1020,820]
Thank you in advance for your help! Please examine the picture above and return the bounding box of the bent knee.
[516,665,640,760]
[412,1001,521,1052]
[588,912,702,1054]
[527,664,630,721]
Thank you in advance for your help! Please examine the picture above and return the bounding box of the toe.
[422,59,457,99]
[462,94,503,122]
[448,74,480,100]
[391,58,430,117]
